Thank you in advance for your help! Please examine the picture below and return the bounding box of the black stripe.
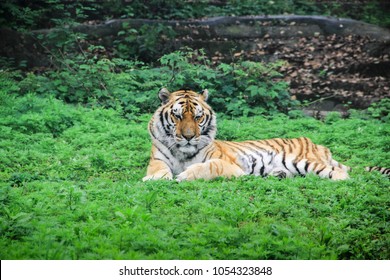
[249,156,257,175]
[281,139,289,145]
[264,140,279,151]
[244,144,270,160]
[244,141,268,152]
[297,137,304,160]
[282,152,288,170]
[260,157,265,176]
[290,139,296,150]
[274,139,285,150]
[224,142,248,155]
[154,157,168,163]
[316,167,326,175]
[200,113,214,135]
[201,146,215,163]
[154,145,174,167]
[293,161,302,176]
[207,111,213,125]
[201,125,215,136]
[184,144,209,160]
[203,114,210,126]
[267,151,273,165]
[304,161,310,173]
[302,137,310,160]
[236,143,269,176]
[149,125,157,140]
[160,110,171,135]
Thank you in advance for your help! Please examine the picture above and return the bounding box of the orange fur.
[144,88,353,181]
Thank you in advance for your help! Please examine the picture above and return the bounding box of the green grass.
[0,93,389,260]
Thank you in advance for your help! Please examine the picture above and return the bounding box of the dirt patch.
[236,34,390,110]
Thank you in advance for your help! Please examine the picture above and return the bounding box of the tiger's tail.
[365,166,390,177]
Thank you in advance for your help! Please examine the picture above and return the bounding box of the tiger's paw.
[177,164,211,181]
[176,163,207,182]
[176,169,197,182]
[269,168,292,179]
[330,170,349,180]
[142,171,173,181]
[270,170,287,179]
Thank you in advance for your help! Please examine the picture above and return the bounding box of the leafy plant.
[15,49,296,117]
[367,98,389,122]
[0,90,80,137]
[0,208,33,240]
[114,23,176,61]
[160,49,296,116]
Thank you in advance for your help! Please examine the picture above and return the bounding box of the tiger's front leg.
[143,159,173,181]
[176,159,245,181]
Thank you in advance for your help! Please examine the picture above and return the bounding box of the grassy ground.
[0,93,389,260]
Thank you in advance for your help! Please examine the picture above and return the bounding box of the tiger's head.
[150,88,216,158]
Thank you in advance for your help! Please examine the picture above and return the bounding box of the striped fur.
[143,88,384,182]
[365,166,390,176]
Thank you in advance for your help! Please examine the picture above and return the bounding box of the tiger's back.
[171,137,350,181]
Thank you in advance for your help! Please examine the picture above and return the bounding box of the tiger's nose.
[183,128,195,141]
[183,133,195,141]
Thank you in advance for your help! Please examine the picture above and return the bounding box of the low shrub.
[367,98,389,122]
[114,23,176,61]
[0,91,80,137]
[15,49,296,118]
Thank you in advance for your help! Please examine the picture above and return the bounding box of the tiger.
[143,88,388,182]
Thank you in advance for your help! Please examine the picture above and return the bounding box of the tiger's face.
[153,88,216,158]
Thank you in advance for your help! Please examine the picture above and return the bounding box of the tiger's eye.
[172,112,182,120]
[195,113,203,120]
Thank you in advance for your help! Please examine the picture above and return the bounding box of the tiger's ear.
[200,89,209,101]
[159,88,170,104]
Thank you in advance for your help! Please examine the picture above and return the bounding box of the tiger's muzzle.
[175,112,200,147]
